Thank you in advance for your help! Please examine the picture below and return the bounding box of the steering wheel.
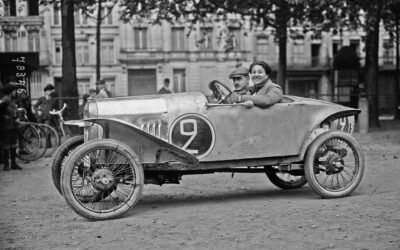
[208,80,232,104]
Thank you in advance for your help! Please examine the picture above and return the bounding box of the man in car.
[227,61,283,108]
[229,66,250,95]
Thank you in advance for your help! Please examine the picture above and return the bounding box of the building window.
[54,41,62,65]
[28,1,39,15]
[197,28,213,50]
[74,9,88,25]
[228,28,240,51]
[76,41,90,65]
[171,27,185,51]
[2,0,16,16]
[101,7,113,25]
[293,38,305,55]
[53,3,61,25]
[256,36,269,54]
[28,30,40,51]
[101,40,115,64]
[134,27,147,50]
[5,32,17,51]
[383,39,394,65]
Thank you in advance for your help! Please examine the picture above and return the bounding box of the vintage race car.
[53,80,365,220]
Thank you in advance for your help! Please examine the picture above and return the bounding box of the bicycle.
[49,103,71,141]
[16,108,60,160]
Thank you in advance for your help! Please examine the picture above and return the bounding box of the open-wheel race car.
[52,80,365,220]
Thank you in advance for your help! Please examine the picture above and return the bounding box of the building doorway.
[127,69,157,96]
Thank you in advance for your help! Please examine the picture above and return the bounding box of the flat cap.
[229,67,249,79]
[44,84,55,91]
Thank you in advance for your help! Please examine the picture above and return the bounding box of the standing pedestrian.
[0,82,23,171]
[95,79,112,99]
[34,84,58,126]
[157,78,174,94]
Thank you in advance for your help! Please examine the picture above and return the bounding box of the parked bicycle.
[49,103,71,140]
[16,108,60,161]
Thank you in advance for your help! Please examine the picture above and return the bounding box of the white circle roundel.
[169,114,215,158]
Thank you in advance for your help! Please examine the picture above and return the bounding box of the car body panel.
[85,118,199,166]
[84,92,359,165]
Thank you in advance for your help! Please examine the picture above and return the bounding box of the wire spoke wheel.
[305,131,365,198]
[51,135,84,195]
[61,139,143,220]
[17,123,47,162]
[39,123,60,157]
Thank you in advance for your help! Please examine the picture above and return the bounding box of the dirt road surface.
[1,122,400,250]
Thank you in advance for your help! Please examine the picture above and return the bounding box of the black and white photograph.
[0,0,399,249]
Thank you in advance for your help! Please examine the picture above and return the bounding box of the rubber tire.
[39,123,61,157]
[265,168,307,189]
[304,131,365,198]
[61,139,144,220]
[17,124,47,162]
[51,135,84,195]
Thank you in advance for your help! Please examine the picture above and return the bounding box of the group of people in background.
[0,77,112,171]
[0,80,27,171]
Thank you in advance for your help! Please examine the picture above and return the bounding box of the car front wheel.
[61,139,144,220]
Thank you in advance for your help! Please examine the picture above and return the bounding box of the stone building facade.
[0,0,398,116]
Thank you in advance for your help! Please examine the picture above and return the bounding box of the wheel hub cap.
[92,169,115,191]
[326,155,344,174]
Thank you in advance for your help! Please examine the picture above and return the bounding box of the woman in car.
[227,61,283,108]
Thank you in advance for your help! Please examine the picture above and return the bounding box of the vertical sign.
[11,56,27,88]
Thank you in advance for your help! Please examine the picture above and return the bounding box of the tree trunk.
[275,2,288,90]
[96,0,102,81]
[364,2,381,128]
[61,0,79,120]
[395,7,400,119]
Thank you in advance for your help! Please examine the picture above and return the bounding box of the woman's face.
[250,65,269,86]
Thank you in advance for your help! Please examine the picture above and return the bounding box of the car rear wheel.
[61,139,144,220]
[304,131,365,198]
[51,135,84,195]
[265,167,307,189]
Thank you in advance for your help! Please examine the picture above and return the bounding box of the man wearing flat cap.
[229,67,250,95]
[34,83,58,126]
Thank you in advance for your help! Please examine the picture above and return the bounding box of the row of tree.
[53,0,400,127]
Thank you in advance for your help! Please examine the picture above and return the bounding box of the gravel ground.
[1,121,400,250]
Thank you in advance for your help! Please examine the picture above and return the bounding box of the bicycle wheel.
[38,123,60,157]
[17,124,47,161]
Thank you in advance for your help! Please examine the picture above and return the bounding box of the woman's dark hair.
[249,61,272,75]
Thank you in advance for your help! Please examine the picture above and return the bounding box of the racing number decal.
[338,117,348,131]
[169,114,215,158]
[334,116,354,133]
[179,119,198,154]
